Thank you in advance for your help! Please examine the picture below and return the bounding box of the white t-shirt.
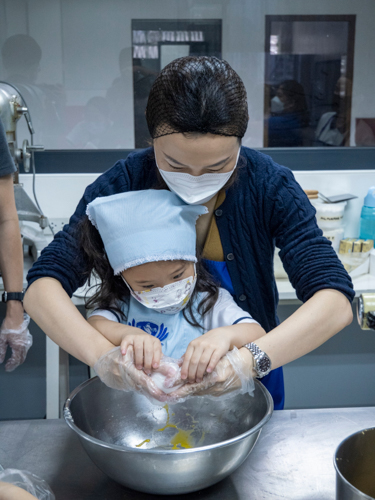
[315,112,345,146]
[88,288,257,359]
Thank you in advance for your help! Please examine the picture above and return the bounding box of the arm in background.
[0,173,24,330]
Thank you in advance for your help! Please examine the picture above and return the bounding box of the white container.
[322,227,345,252]
[311,200,347,230]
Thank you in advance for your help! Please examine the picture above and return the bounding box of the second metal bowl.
[334,427,375,499]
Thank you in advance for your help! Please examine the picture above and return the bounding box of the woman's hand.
[120,328,162,374]
[0,313,32,372]
[180,327,232,383]
[94,345,170,402]
[165,347,255,402]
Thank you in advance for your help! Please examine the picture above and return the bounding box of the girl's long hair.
[78,216,219,329]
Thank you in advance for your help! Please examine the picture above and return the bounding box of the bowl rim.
[64,376,274,455]
[333,426,375,500]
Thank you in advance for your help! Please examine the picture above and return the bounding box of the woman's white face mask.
[156,148,241,205]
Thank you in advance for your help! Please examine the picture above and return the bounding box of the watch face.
[257,352,271,373]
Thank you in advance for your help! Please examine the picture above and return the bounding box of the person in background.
[24,57,353,409]
[315,76,352,147]
[0,117,32,372]
[268,79,310,147]
[1,34,66,148]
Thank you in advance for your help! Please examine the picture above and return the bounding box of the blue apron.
[203,259,285,410]
[123,294,205,359]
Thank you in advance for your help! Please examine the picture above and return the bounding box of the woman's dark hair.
[146,56,249,139]
[78,216,219,329]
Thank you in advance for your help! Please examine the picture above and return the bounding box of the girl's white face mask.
[156,148,241,205]
[122,269,196,315]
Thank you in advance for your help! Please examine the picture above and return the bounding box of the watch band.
[2,291,24,303]
[242,342,272,379]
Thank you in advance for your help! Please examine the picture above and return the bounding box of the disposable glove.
[164,347,255,403]
[0,314,32,372]
[94,346,183,402]
[150,356,184,394]
[0,468,55,500]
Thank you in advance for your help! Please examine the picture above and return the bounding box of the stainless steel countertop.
[1,406,374,499]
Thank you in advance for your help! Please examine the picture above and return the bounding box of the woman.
[24,57,353,409]
[268,80,310,147]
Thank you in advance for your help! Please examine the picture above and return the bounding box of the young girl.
[82,189,265,387]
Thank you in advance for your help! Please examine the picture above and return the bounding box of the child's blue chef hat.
[86,190,208,275]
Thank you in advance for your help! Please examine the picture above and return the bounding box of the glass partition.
[0,0,374,152]
[131,19,222,147]
[264,15,355,148]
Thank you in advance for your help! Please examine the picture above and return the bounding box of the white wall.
[19,168,375,239]
[0,0,374,148]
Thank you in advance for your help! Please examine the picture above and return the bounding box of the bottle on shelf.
[359,187,375,240]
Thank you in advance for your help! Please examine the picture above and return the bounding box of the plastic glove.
[94,346,183,403]
[0,314,33,372]
[0,468,55,500]
[163,347,255,403]
[150,356,184,394]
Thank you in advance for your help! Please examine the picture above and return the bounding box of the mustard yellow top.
[201,190,226,262]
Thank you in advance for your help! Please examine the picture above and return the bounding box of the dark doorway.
[264,15,355,148]
[131,19,222,148]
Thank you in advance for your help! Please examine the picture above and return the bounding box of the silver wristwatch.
[242,342,272,379]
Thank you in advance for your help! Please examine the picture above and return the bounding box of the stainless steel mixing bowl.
[334,427,375,499]
[64,377,273,495]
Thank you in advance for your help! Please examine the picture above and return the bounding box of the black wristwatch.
[2,291,24,303]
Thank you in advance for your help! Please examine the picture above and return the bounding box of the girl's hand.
[94,345,171,402]
[121,329,162,375]
[180,327,232,383]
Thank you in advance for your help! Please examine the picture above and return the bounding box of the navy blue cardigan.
[27,147,354,332]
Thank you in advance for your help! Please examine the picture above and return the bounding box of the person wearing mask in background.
[0,118,32,371]
[24,57,353,409]
[268,79,311,147]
